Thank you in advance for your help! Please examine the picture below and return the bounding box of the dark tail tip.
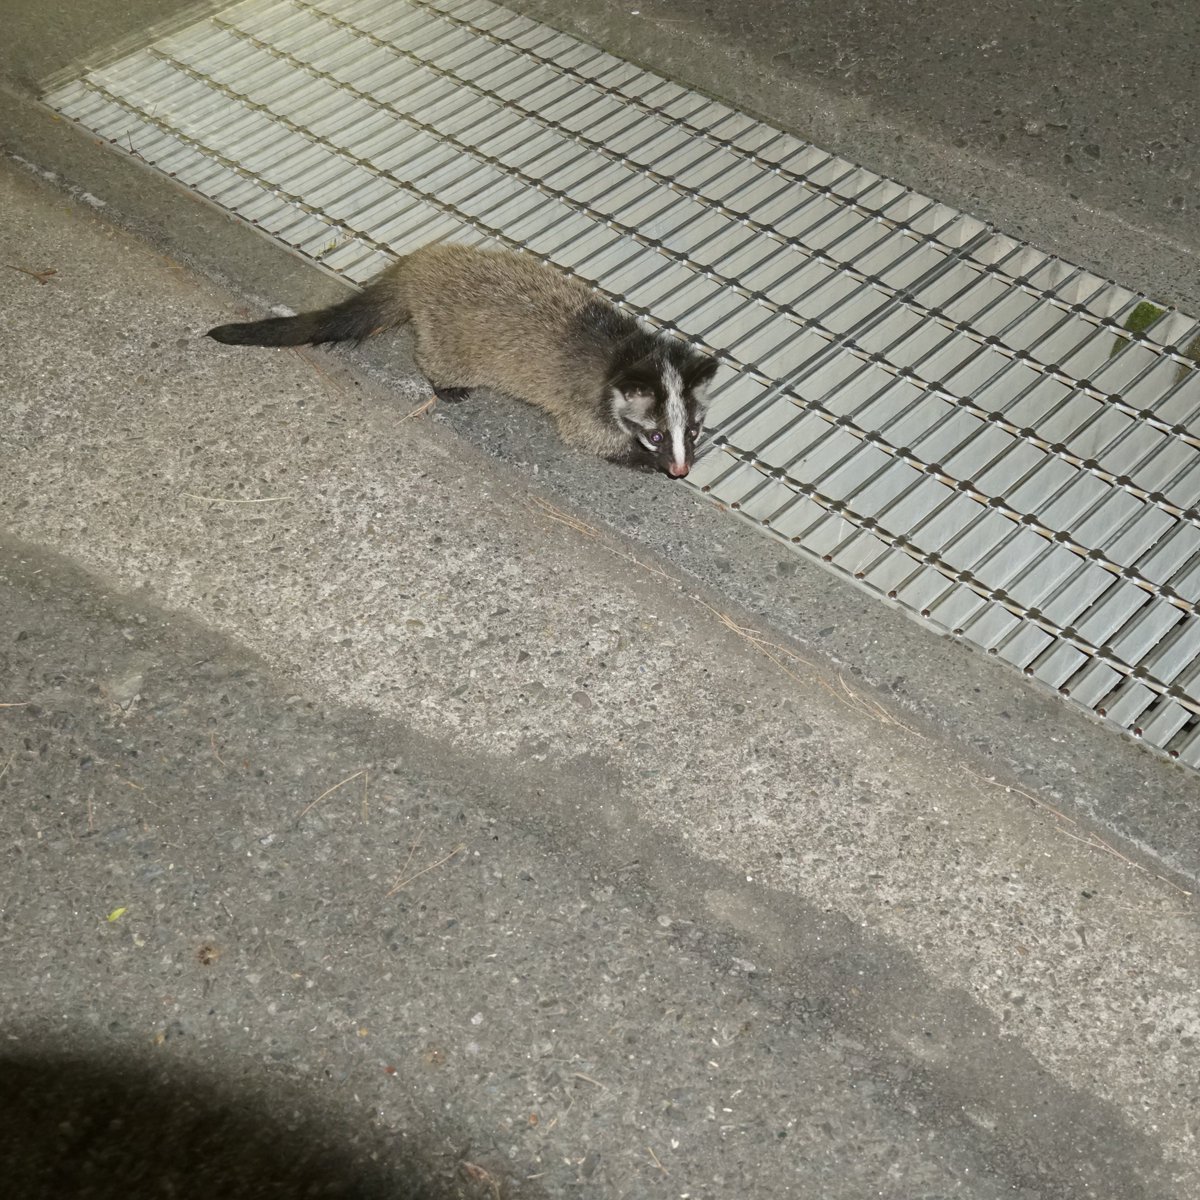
[206,291,389,348]
[206,316,314,347]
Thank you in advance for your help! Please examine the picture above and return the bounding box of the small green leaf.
[1109,300,1166,358]
[106,906,128,923]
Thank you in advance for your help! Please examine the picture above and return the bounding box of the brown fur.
[209,243,717,473]
[385,245,628,457]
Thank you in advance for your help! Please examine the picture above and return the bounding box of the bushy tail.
[207,284,403,348]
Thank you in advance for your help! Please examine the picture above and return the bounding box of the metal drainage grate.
[43,0,1200,767]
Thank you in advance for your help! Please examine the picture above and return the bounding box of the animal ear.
[610,381,656,426]
[686,355,719,396]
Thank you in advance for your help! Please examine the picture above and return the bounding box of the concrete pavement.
[2,155,1198,1198]
[2,0,1200,1195]
[4,0,1200,890]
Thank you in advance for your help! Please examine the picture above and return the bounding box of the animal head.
[609,346,719,478]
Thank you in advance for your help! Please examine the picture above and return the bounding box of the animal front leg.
[605,451,659,475]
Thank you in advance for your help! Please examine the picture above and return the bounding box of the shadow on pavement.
[0,1048,523,1200]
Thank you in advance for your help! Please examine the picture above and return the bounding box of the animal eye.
[649,431,664,444]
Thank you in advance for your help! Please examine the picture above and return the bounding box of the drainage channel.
[42,0,1200,767]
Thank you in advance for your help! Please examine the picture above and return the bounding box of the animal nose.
[668,462,690,478]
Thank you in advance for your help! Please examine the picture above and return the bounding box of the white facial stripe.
[663,363,687,469]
